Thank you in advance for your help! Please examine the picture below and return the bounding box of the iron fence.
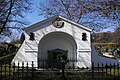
[0,61,120,80]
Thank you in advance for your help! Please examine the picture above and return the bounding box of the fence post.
[13,63,15,80]
[32,61,34,80]
[114,63,115,80]
[102,63,103,79]
[110,63,112,77]
[97,63,99,79]
[117,63,119,79]
[18,62,19,80]
[5,63,6,80]
[27,62,28,80]
[61,63,66,80]
[92,62,94,79]
[38,60,39,69]
[0,64,2,80]
[22,62,24,79]
[105,63,108,76]
[9,63,11,80]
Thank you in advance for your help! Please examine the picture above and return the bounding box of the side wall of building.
[92,45,120,67]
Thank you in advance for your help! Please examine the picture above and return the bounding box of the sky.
[4,0,44,42]
[4,0,119,42]
[25,0,118,32]
[26,11,115,32]
[27,1,117,32]
[25,0,45,26]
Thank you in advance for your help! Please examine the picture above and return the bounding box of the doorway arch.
[38,32,77,67]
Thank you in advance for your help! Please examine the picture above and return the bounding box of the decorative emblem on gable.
[52,18,64,28]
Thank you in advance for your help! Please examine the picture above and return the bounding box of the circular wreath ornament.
[52,18,64,28]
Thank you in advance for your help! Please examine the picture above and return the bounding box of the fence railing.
[0,61,120,80]
[38,59,77,68]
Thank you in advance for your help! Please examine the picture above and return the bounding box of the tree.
[38,0,119,32]
[114,27,120,46]
[96,0,120,45]
[98,0,120,28]
[0,0,33,41]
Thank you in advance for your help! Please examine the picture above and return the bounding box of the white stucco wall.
[12,16,92,68]
[25,20,91,50]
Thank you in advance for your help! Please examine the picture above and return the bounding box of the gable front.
[24,20,91,51]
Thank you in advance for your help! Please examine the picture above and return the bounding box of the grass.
[93,67,120,77]
[105,68,120,76]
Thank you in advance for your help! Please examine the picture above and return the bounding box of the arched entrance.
[38,32,77,68]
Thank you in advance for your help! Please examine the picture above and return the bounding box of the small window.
[29,32,35,40]
[82,33,87,41]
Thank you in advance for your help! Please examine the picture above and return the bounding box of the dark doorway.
[47,48,68,68]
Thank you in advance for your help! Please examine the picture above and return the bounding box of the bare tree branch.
[38,0,119,32]
[0,0,14,34]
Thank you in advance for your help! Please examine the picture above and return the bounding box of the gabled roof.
[24,15,92,32]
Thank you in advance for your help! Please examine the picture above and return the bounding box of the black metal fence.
[0,61,120,80]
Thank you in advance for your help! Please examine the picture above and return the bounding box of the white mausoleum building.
[12,15,120,68]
